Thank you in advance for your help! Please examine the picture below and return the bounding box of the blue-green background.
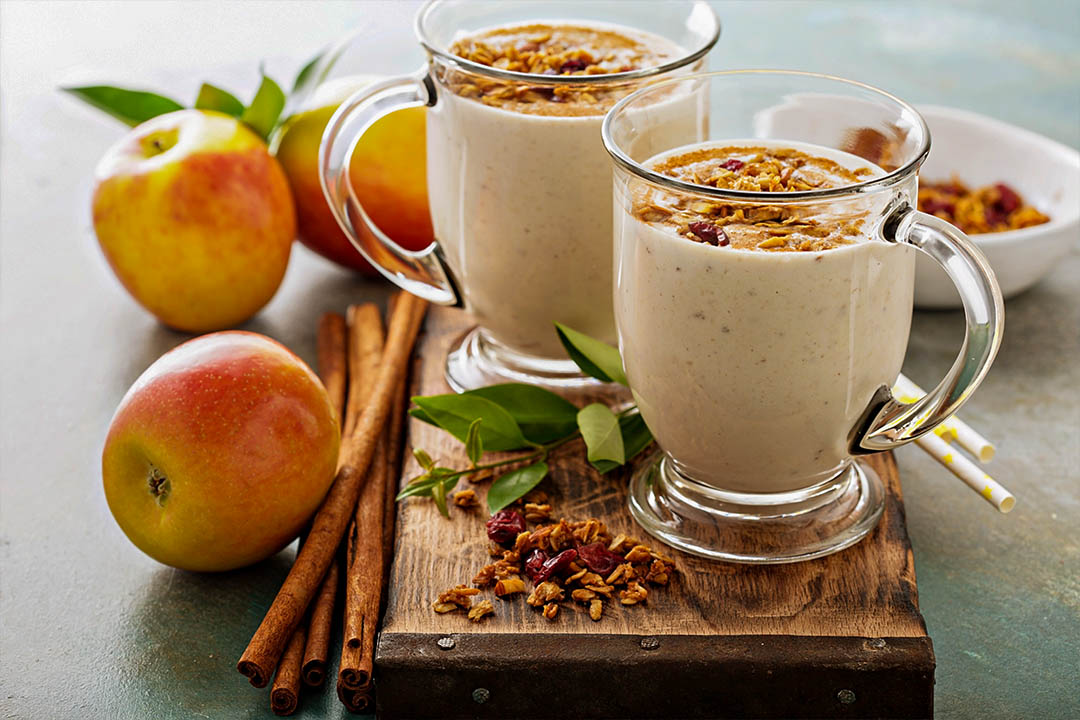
[1,1,1077,717]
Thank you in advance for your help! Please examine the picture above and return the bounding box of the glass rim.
[601,69,932,202]
[414,0,721,86]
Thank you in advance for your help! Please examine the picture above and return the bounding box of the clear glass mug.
[319,0,720,393]
[603,71,1004,563]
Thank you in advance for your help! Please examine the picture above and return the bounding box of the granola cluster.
[445,23,676,115]
[433,492,676,624]
[634,145,877,252]
[918,178,1049,234]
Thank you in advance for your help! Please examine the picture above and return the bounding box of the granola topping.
[634,144,881,251]
[446,23,679,116]
[918,178,1049,234]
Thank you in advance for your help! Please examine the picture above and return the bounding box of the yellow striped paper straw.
[894,374,996,462]
[915,432,1015,513]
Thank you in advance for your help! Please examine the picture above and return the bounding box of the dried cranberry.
[525,85,555,100]
[994,183,1021,214]
[921,198,955,217]
[530,549,578,584]
[559,58,588,73]
[524,549,549,583]
[688,221,730,247]
[984,206,1007,226]
[486,509,526,545]
[577,542,622,576]
[721,159,745,172]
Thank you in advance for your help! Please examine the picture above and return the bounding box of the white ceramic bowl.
[914,105,1080,308]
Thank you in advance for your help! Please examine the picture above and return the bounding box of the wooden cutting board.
[376,306,934,719]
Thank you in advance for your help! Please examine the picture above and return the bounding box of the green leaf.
[409,407,437,425]
[590,413,654,473]
[412,394,531,451]
[412,448,434,470]
[61,85,184,127]
[291,51,325,94]
[618,411,654,460]
[241,74,286,140]
[465,419,483,466]
[487,462,548,513]
[194,83,244,117]
[466,384,579,444]
[397,472,434,500]
[577,404,625,472]
[396,468,457,501]
[290,41,347,99]
[554,323,627,386]
[431,479,450,518]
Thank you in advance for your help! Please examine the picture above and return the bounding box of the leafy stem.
[400,324,653,516]
[60,48,338,143]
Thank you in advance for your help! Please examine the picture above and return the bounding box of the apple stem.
[148,466,170,506]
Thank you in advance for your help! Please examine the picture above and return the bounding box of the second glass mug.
[604,70,1004,563]
[319,0,720,392]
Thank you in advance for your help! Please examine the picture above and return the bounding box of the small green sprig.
[397,324,654,516]
[60,49,335,142]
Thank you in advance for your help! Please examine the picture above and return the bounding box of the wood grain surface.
[381,307,929,639]
[375,307,935,718]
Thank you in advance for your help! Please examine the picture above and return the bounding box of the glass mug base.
[445,326,608,394]
[628,453,886,564]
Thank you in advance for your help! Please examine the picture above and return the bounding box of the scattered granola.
[633,145,879,252]
[472,563,497,588]
[435,497,677,623]
[444,23,679,116]
[468,599,495,622]
[526,581,565,606]
[453,488,479,508]
[523,502,553,523]
[433,584,480,613]
[619,581,649,606]
[918,178,1049,234]
[494,577,527,597]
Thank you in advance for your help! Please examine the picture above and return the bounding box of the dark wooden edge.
[376,632,935,719]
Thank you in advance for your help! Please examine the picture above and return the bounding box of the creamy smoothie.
[615,141,915,494]
[427,23,698,358]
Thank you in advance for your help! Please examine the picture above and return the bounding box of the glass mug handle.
[849,203,1005,454]
[318,70,461,306]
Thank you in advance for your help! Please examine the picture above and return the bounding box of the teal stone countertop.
[1,2,1077,718]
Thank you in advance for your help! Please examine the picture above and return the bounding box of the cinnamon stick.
[336,682,372,714]
[337,514,363,691]
[382,377,408,577]
[299,559,338,687]
[297,312,349,689]
[342,305,384,442]
[339,434,388,692]
[270,620,306,715]
[338,304,386,694]
[237,293,427,688]
[316,312,347,426]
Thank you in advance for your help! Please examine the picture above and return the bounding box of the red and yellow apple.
[274,76,433,274]
[102,331,340,572]
[92,110,296,332]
